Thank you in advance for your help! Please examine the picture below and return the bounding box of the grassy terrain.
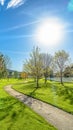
[13,79,73,114]
[0,79,56,130]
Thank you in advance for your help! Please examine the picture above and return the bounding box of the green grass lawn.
[13,79,73,114]
[0,79,56,130]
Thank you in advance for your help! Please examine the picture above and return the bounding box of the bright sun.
[36,18,64,46]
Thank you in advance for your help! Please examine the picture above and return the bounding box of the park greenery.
[0,47,73,129]
[0,47,72,85]
[0,53,11,78]
[0,79,56,130]
[23,47,71,87]
[13,79,73,114]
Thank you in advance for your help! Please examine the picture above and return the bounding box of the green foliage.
[24,47,43,88]
[0,53,11,78]
[57,86,73,104]
[0,79,56,130]
[41,53,53,83]
[13,79,73,114]
[0,53,7,78]
[54,50,70,83]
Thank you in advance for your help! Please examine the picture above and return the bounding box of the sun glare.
[36,18,64,46]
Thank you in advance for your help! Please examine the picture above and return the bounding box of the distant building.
[7,69,28,79]
[7,69,20,78]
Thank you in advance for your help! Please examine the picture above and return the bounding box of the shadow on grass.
[29,87,38,96]
[14,87,39,107]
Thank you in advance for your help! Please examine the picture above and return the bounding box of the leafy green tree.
[64,66,71,77]
[54,50,70,84]
[24,47,43,88]
[70,64,73,77]
[0,53,6,78]
[0,53,11,78]
[41,53,52,84]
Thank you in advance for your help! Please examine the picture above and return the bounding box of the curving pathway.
[4,85,73,130]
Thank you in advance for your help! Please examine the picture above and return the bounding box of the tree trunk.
[60,70,63,84]
[36,76,39,88]
[45,76,47,84]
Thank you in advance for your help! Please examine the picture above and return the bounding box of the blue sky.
[0,0,73,71]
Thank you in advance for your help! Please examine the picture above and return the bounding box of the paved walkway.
[4,85,73,130]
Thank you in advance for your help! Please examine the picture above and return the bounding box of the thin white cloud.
[0,0,5,5]
[7,0,25,9]
[0,20,40,33]
[0,34,36,39]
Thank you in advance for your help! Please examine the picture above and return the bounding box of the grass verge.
[13,79,73,114]
[0,79,56,130]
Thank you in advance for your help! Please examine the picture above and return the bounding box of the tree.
[64,66,71,77]
[70,64,73,77]
[4,55,12,70]
[23,47,43,88]
[41,53,52,84]
[0,53,6,78]
[0,53,11,78]
[20,72,28,79]
[54,50,70,84]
